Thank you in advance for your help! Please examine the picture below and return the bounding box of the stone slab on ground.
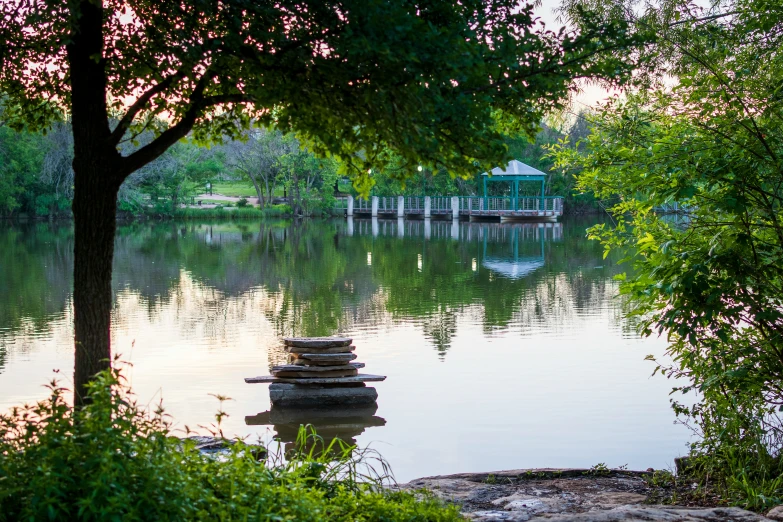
[283,337,352,348]
[268,383,378,406]
[402,470,771,522]
[245,373,386,384]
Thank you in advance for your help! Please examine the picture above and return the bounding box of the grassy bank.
[0,367,461,522]
[171,205,293,220]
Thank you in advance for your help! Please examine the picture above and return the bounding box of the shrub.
[236,197,249,208]
[261,203,293,217]
[0,368,461,521]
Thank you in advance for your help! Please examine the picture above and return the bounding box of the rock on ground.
[184,436,266,460]
[401,469,771,522]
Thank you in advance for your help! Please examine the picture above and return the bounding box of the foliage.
[167,207,266,220]
[279,144,340,216]
[223,128,296,207]
[0,366,462,522]
[550,0,783,509]
[138,140,223,213]
[262,204,294,217]
[0,120,74,217]
[0,0,640,190]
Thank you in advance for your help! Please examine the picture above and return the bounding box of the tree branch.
[120,87,254,175]
[108,71,186,146]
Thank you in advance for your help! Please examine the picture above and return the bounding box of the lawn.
[208,179,354,198]
[209,181,261,198]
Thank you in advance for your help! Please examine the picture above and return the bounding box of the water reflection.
[0,218,688,481]
[246,404,387,456]
[0,218,615,364]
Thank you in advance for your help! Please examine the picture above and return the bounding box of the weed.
[0,366,461,521]
[584,463,612,477]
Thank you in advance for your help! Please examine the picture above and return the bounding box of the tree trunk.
[264,179,272,208]
[72,166,120,406]
[247,172,264,208]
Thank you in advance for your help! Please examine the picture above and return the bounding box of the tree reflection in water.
[0,216,620,372]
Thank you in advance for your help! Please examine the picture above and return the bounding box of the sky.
[535,0,618,110]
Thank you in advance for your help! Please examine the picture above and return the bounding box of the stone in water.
[287,345,356,354]
[245,374,386,385]
[283,336,352,348]
[271,363,364,373]
[297,353,358,363]
[290,358,355,367]
[273,369,359,379]
[268,383,378,407]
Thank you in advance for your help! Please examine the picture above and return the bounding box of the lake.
[0,217,690,481]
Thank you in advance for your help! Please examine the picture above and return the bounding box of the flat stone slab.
[290,358,354,366]
[287,345,356,354]
[283,337,352,348]
[401,470,771,522]
[245,373,386,385]
[268,383,378,406]
[296,353,358,363]
[273,369,358,378]
[271,363,364,372]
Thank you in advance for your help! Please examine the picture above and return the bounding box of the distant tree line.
[0,107,597,219]
[0,109,346,218]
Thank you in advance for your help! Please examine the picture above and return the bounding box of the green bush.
[261,203,293,217]
[236,197,250,208]
[0,368,461,521]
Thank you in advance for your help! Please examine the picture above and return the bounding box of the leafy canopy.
[550,0,783,508]
[0,0,638,193]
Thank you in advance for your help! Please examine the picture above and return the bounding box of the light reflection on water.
[0,218,690,481]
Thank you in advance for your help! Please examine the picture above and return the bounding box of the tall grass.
[160,205,293,220]
[0,366,461,521]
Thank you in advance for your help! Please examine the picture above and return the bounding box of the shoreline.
[0,208,607,223]
[401,468,775,521]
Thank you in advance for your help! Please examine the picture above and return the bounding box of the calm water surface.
[0,217,690,481]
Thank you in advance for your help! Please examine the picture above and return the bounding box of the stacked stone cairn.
[245,337,386,407]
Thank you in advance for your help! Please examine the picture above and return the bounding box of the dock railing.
[339,195,564,216]
[404,196,426,213]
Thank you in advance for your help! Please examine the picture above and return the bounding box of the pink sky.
[536,0,616,109]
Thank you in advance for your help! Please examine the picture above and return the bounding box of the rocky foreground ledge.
[401,469,781,521]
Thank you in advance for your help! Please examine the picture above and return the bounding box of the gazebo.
[482,160,547,210]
